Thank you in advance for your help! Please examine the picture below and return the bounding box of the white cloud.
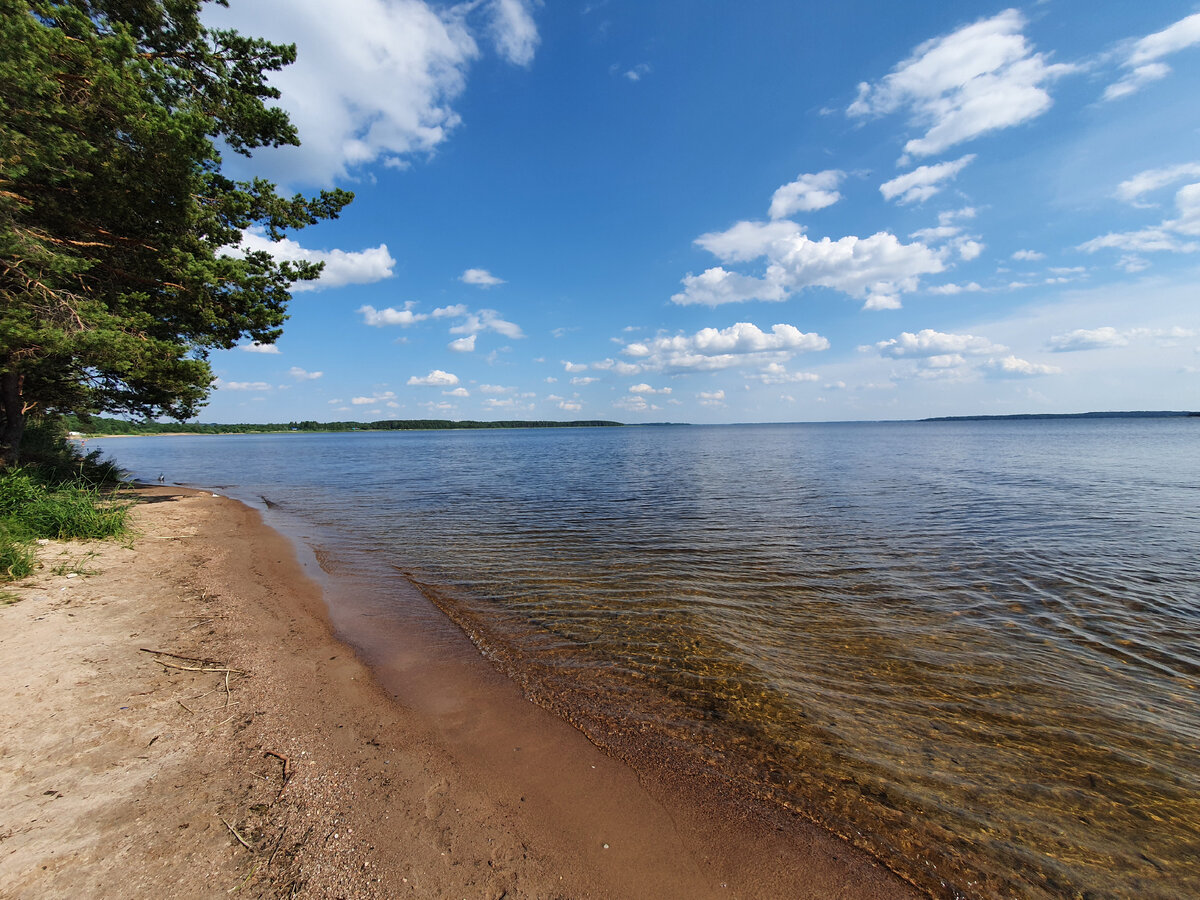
[628,383,672,395]
[461,268,506,287]
[444,387,471,397]
[432,304,470,318]
[769,170,845,219]
[449,309,524,339]
[1080,180,1200,253]
[592,358,644,376]
[289,367,323,380]
[676,222,945,310]
[873,329,1006,358]
[407,370,460,386]
[235,231,395,291]
[562,361,588,373]
[480,384,513,394]
[488,0,540,67]
[623,322,828,373]
[1170,183,1200,235]
[880,154,975,204]
[1104,13,1200,101]
[1048,327,1128,352]
[1048,325,1196,352]
[847,9,1073,158]
[1079,227,1198,255]
[351,390,396,405]
[1116,162,1200,205]
[697,390,726,407]
[957,239,984,261]
[927,281,983,295]
[218,380,273,391]
[359,303,428,327]
[557,400,583,412]
[751,363,819,384]
[206,0,540,186]
[984,355,1062,377]
[571,376,599,385]
[240,342,282,354]
[1012,249,1045,261]
[614,395,652,412]
[449,335,477,352]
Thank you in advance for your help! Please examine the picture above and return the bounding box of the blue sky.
[200,0,1200,424]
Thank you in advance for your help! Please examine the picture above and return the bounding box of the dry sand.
[0,485,922,899]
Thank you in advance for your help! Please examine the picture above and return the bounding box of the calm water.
[92,420,1200,899]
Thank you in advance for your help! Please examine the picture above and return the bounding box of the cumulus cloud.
[847,9,1073,158]
[562,361,588,373]
[983,355,1062,377]
[675,220,945,310]
[769,170,846,219]
[1104,13,1200,101]
[557,400,583,412]
[1116,162,1200,205]
[1081,176,1200,254]
[1048,326,1128,352]
[880,154,975,204]
[359,303,427,327]
[240,342,281,354]
[432,304,469,318]
[697,390,726,407]
[628,383,672,395]
[448,335,477,352]
[592,358,643,376]
[351,390,397,405]
[234,231,395,292]
[873,329,1006,358]
[218,380,273,391]
[206,0,540,186]
[927,281,983,295]
[407,370,460,386]
[623,322,828,373]
[289,367,323,380]
[1012,249,1045,261]
[444,387,471,397]
[751,363,820,384]
[480,384,513,394]
[449,309,524,339]
[461,268,506,287]
[1048,325,1196,352]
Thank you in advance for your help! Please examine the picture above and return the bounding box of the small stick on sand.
[220,815,253,850]
[264,750,292,799]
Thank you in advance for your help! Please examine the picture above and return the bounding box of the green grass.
[0,423,131,583]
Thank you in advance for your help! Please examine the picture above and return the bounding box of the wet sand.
[0,485,921,898]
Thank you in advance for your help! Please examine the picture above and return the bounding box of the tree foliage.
[0,0,352,462]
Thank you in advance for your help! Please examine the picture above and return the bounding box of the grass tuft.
[0,423,131,583]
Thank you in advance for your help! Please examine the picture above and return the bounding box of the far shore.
[0,485,920,898]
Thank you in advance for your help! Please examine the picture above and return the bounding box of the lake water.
[91,420,1200,899]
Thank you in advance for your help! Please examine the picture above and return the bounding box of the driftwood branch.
[139,647,243,674]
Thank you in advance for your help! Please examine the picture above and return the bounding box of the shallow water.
[93,419,1200,898]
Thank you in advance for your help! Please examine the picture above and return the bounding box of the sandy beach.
[0,485,920,899]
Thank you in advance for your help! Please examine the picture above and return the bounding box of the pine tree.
[0,0,352,463]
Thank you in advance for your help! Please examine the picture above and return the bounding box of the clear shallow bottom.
[93,420,1200,898]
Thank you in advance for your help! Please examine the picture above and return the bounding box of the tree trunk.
[0,370,26,467]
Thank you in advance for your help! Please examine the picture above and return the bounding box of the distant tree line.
[65,415,624,435]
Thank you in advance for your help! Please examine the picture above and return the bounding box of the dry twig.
[220,815,253,850]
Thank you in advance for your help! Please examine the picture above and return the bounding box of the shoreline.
[0,484,920,898]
